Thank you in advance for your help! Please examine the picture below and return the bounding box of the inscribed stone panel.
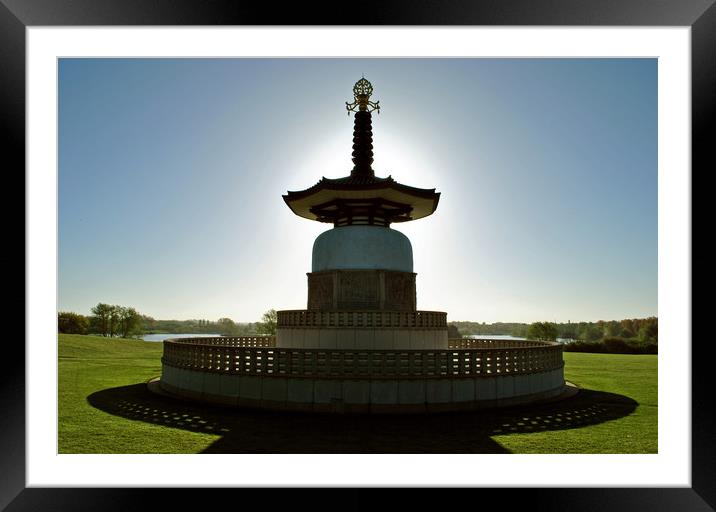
[338,271,380,309]
[384,271,416,311]
[307,272,335,310]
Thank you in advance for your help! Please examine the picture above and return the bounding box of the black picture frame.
[7,0,710,510]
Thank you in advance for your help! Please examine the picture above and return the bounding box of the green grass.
[58,334,657,453]
[493,352,657,453]
[59,334,220,453]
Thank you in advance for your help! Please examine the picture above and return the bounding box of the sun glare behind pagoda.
[155,78,568,413]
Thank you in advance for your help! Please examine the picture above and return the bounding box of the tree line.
[449,321,529,337]
[58,304,278,338]
[449,317,658,354]
[58,303,143,338]
[60,304,656,353]
[142,309,276,336]
[450,317,657,341]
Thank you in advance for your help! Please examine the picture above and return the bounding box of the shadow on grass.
[86,383,638,453]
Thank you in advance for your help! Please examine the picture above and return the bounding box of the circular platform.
[156,336,568,414]
[148,377,578,414]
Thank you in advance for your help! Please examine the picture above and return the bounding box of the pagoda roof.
[283,173,440,223]
[283,77,440,226]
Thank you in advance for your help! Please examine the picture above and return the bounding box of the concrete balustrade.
[277,309,447,329]
[159,336,566,413]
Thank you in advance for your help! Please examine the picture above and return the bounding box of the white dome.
[312,225,413,272]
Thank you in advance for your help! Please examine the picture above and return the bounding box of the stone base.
[154,367,571,415]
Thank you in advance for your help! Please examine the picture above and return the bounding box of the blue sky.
[58,58,657,323]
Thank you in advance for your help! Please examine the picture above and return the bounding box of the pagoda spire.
[284,77,439,227]
[346,77,380,177]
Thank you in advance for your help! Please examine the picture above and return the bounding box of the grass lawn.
[58,334,657,454]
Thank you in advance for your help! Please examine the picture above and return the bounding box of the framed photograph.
[10,0,710,509]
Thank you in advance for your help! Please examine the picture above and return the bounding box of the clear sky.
[58,58,657,323]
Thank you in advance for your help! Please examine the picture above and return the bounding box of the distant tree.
[89,303,145,337]
[217,317,238,336]
[141,314,157,332]
[620,319,636,337]
[596,320,607,335]
[256,309,277,335]
[91,303,114,337]
[447,324,462,339]
[604,321,621,337]
[108,305,121,337]
[638,321,658,344]
[580,323,603,342]
[619,327,636,338]
[526,322,558,341]
[559,324,578,340]
[58,312,89,334]
[117,306,143,338]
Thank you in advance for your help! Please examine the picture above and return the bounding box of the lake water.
[141,333,221,342]
[468,334,575,344]
[468,334,527,340]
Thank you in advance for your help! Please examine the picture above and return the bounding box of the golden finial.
[346,77,380,114]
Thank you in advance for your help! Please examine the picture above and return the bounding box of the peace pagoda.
[278,77,445,351]
[156,78,566,413]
